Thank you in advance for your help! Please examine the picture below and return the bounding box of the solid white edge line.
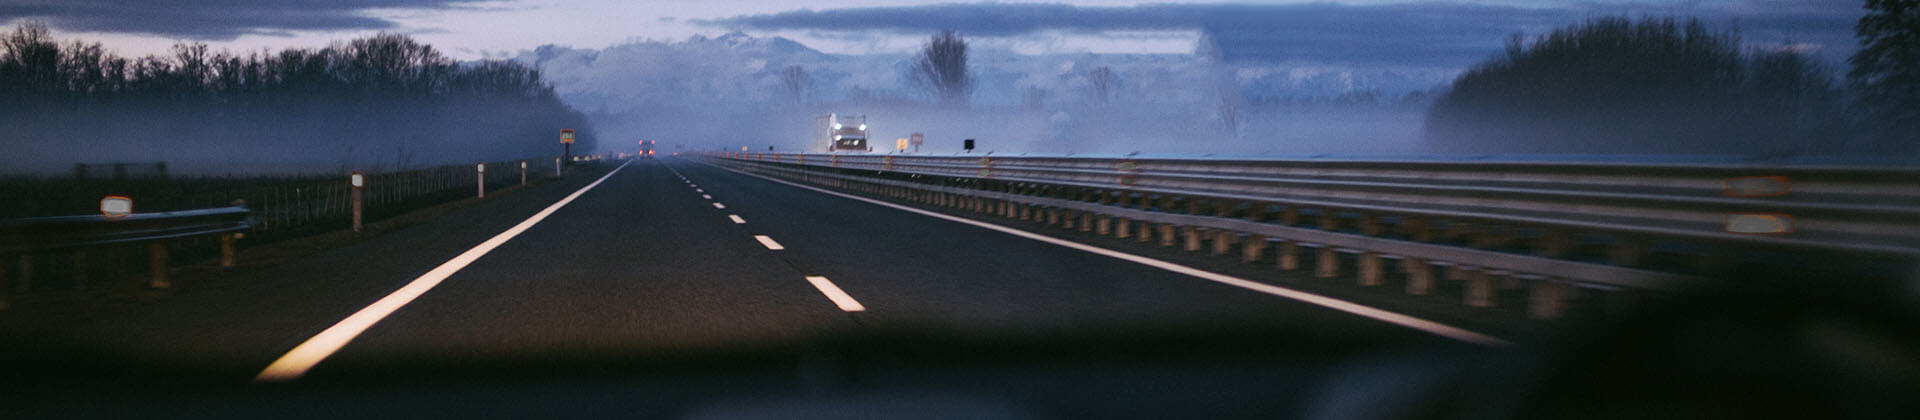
[754,235,785,250]
[804,276,867,312]
[254,160,634,382]
[698,160,1510,347]
[729,215,746,224]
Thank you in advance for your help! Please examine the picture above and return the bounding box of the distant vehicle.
[639,139,656,158]
[816,113,870,152]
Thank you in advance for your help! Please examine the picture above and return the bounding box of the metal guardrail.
[706,152,1920,320]
[0,206,251,309]
[733,152,1920,255]
[0,206,251,254]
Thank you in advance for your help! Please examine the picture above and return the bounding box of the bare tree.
[913,30,971,107]
[1087,66,1116,103]
[1848,0,1920,151]
[780,65,807,104]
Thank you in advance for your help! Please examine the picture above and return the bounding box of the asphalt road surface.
[3,157,1481,387]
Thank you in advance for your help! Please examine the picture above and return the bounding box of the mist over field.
[517,31,1443,157]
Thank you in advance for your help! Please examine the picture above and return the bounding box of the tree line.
[1426,5,1919,157]
[0,22,594,171]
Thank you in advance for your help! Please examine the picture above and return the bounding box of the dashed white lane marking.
[696,189,704,193]
[729,215,746,224]
[699,160,1509,347]
[256,160,635,382]
[702,194,712,199]
[713,202,726,209]
[754,235,785,250]
[804,276,867,312]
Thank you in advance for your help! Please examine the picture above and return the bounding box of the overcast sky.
[0,0,1869,66]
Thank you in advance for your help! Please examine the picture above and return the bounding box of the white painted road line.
[804,276,867,312]
[702,194,712,199]
[754,235,785,250]
[713,202,726,209]
[696,189,704,193]
[256,160,634,382]
[729,215,746,224]
[702,161,1509,347]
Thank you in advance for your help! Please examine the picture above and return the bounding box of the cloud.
[0,0,485,40]
[700,2,1863,68]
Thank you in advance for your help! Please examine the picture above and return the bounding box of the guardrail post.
[220,233,238,268]
[1359,252,1384,286]
[1278,240,1300,270]
[1243,205,1268,263]
[1212,201,1236,256]
[1404,257,1433,295]
[1315,246,1339,278]
[1182,198,1203,252]
[147,243,169,289]
[1465,269,1495,307]
[1095,192,1113,235]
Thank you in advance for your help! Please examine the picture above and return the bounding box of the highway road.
[1,157,1503,387]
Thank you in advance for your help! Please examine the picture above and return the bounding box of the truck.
[815,113,870,152]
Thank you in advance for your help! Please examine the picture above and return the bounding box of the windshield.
[2,1,1918,419]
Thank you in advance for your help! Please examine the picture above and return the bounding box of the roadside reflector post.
[148,242,169,289]
[1725,213,1793,235]
[100,195,133,218]
[350,172,364,233]
[561,129,575,169]
[555,157,562,177]
[476,163,486,199]
[520,161,528,186]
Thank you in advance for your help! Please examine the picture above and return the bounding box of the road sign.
[100,195,132,218]
[350,172,364,189]
[910,133,924,145]
[964,139,975,152]
[897,138,909,151]
[560,129,576,144]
